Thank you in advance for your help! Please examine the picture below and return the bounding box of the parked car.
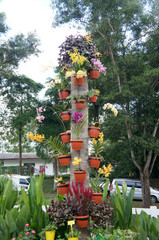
[109,178,159,203]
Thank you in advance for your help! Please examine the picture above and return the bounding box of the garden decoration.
[89,58,107,80]
[55,177,69,195]
[88,122,101,139]
[15,223,37,240]
[66,95,86,109]
[72,157,86,182]
[60,130,71,143]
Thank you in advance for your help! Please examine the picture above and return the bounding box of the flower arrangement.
[71,112,87,139]
[91,58,107,75]
[91,132,104,159]
[27,132,45,142]
[103,103,118,116]
[12,224,37,240]
[72,157,82,171]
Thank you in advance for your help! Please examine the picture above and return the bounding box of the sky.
[0,0,86,98]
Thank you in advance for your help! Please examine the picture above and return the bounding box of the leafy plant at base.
[111,182,135,229]
[65,229,81,238]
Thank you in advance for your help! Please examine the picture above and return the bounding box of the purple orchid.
[91,58,107,75]
[71,111,87,139]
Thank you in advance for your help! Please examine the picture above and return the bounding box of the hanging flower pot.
[89,94,98,103]
[75,99,85,109]
[60,111,71,121]
[92,192,103,204]
[88,126,100,138]
[57,182,69,195]
[58,89,70,100]
[74,170,86,182]
[58,155,71,166]
[89,68,99,80]
[45,230,56,240]
[73,75,84,86]
[89,156,101,168]
[70,139,83,150]
[75,215,89,228]
[60,132,71,143]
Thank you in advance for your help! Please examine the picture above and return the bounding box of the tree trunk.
[70,76,89,188]
[53,158,57,190]
[140,167,151,207]
[19,125,22,175]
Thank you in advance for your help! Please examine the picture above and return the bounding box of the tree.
[0,74,43,174]
[52,0,159,207]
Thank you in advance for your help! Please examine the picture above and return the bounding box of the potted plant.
[42,224,57,240]
[72,156,86,182]
[67,181,93,228]
[67,95,86,109]
[88,122,101,139]
[89,132,104,168]
[89,58,106,80]
[60,130,71,143]
[53,103,71,121]
[70,111,87,150]
[54,176,70,195]
[16,223,37,240]
[88,89,100,103]
[65,229,81,240]
[90,171,103,204]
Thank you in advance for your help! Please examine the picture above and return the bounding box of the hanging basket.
[45,230,56,240]
[57,182,69,195]
[61,111,71,121]
[74,170,86,182]
[60,132,71,143]
[75,99,85,109]
[58,155,71,166]
[89,156,101,168]
[89,68,99,80]
[92,193,103,204]
[89,94,98,103]
[73,76,84,86]
[88,126,100,138]
[70,140,83,150]
[75,215,89,228]
[58,89,70,100]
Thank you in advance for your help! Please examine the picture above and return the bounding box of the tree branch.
[149,153,157,176]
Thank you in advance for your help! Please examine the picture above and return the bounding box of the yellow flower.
[76,70,87,78]
[72,157,82,166]
[65,70,76,79]
[92,138,97,144]
[54,177,63,183]
[98,168,104,174]
[27,133,45,142]
[85,34,92,44]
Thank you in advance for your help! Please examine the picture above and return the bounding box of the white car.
[5,174,31,194]
[109,178,159,203]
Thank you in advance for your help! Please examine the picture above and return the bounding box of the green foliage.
[90,171,103,193]
[0,175,9,195]
[111,182,135,229]
[136,211,159,240]
[65,229,81,238]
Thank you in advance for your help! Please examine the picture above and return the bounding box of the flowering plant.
[27,132,45,143]
[98,163,112,177]
[88,89,100,98]
[71,111,87,139]
[103,103,118,116]
[36,107,45,123]
[13,224,37,240]
[72,156,82,171]
[91,132,104,159]
[54,176,66,184]
[91,58,107,75]
[68,47,88,73]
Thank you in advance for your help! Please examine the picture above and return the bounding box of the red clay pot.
[70,140,83,150]
[92,193,103,204]
[88,126,100,138]
[74,170,86,182]
[60,132,71,143]
[75,99,85,109]
[89,94,98,103]
[58,155,71,166]
[73,76,84,86]
[60,111,71,121]
[58,89,70,100]
[89,68,99,80]
[57,182,69,195]
[75,215,89,228]
[89,156,101,168]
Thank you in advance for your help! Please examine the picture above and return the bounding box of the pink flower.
[19,235,22,237]
[31,230,36,234]
[11,238,16,240]
[25,223,29,227]
[37,115,45,123]
[26,231,30,235]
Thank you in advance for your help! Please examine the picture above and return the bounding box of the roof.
[0,153,41,161]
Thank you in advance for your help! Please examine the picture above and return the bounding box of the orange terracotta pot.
[58,89,70,100]
[89,68,99,80]
[57,182,69,195]
[89,156,101,168]
[75,215,89,228]
[88,126,100,138]
[58,155,71,166]
[74,170,86,182]
[92,193,103,204]
[75,99,85,109]
[73,76,84,86]
[89,94,98,103]
[60,132,71,143]
[70,140,83,150]
[61,111,71,121]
